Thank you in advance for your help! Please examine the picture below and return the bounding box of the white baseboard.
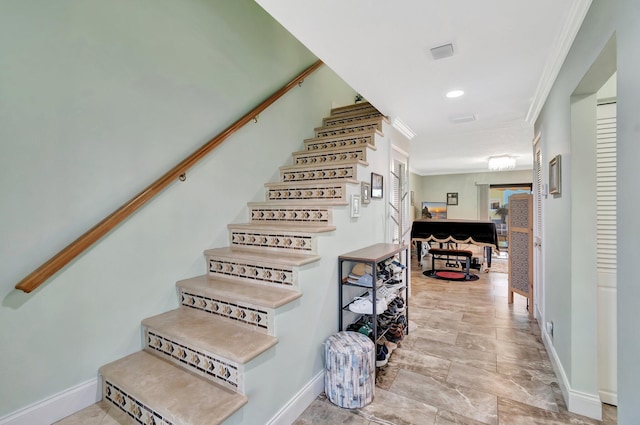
[266,370,324,425]
[541,328,602,420]
[599,390,617,406]
[0,378,100,425]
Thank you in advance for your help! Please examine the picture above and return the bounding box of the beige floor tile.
[390,369,498,425]
[447,362,559,413]
[360,387,438,425]
[413,336,497,372]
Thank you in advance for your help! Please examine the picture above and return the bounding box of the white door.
[596,101,617,406]
[533,134,544,320]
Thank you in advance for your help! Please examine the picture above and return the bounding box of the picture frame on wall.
[371,173,383,198]
[549,154,561,195]
[361,182,371,204]
[446,192,458,205]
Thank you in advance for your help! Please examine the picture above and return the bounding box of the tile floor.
[293,255,617,425]
[56,255,617,425]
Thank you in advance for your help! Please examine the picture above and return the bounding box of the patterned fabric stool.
[324,331,375,408]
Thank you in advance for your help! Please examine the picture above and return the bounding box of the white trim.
[525,0,593,124]
[599,390,618,406]
[266,370,324,425]
[541,327,602,420]
[0,378,100,425]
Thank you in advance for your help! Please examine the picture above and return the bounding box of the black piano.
[411,219,499,268]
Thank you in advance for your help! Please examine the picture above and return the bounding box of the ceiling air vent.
[430,43,454,60]
[450,113,477,124]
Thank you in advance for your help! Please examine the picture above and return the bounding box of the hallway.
[293,255,617,425]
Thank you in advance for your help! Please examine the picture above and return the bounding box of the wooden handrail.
[15,60,324,293]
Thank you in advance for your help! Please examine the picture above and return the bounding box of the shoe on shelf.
[348,297,387,315]
[376,344,389,367]
[379,336,398,353]
[385,279,404,291]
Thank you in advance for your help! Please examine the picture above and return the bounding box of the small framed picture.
[371,173,383,198]
[410,190,415,206]
[549,154,561,195]
[361,182,371,204]
[446,192,458,206]
[351,194,361,218]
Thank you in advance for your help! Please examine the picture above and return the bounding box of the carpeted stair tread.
[204,246,320,266]
[99,351,247,425]
[178,275,302,309]
[143,308,277,364]
[227,222,336,233]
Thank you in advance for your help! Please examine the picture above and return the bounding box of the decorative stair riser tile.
[249,207,331,224]
[180,291,273,334]
[104,380,173,425]
[266,185,346,202]
[316,122,381,138]
[305,132,376,151]
[281,165,356,182]
[145,329,242,393]
[230,231,315,253]
[293,148,367,166]
[207,258,297,287]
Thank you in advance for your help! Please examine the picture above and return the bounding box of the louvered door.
[597,101,617,405]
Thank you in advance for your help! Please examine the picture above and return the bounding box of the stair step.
[304,128,379,152]
[264,180,350,203]
[330,102,378,117]
[142,308,277,392]
[292,145,369,166]
[314,116,384,138]
[100,351,247,425]
[248,202,334,224]
[322,110,385,128]
[280,160,366,182]
[178,275,302,310]
[178,275,301,335]
[227,223,334,254]
[205,246,319,288]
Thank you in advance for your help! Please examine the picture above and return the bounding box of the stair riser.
[315,121,381,138]
[249,206,332,225]
[266,184,347,203]
[206,255,299,288]
[180,289,274,335]
[144,327,243,393]
[293,148,367,166]
[281,164,358,182]
[331,103,378,117]
[229,230,317,254]
[103,380,172,425]
[323,111,383,127]
[305,132,376,152]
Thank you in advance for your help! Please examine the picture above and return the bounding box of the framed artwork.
[361,182,371,204]
[371,173,383,198]
[421,202,447,219]
[549,155,561,195]
[446,192,458,205]
[411,190,415,206]
[351,194,361,218]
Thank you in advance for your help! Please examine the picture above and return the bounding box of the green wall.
[0,0,356,420]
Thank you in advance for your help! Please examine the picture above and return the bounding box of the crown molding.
[525,0,593,124]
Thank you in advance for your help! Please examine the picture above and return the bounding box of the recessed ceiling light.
[446,90,464,98]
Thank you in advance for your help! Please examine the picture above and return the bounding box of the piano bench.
[428,248,473,279]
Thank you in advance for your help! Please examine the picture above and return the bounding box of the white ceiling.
[255,0,590,176]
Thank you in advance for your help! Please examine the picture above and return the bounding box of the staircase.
[98,102,387,425]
